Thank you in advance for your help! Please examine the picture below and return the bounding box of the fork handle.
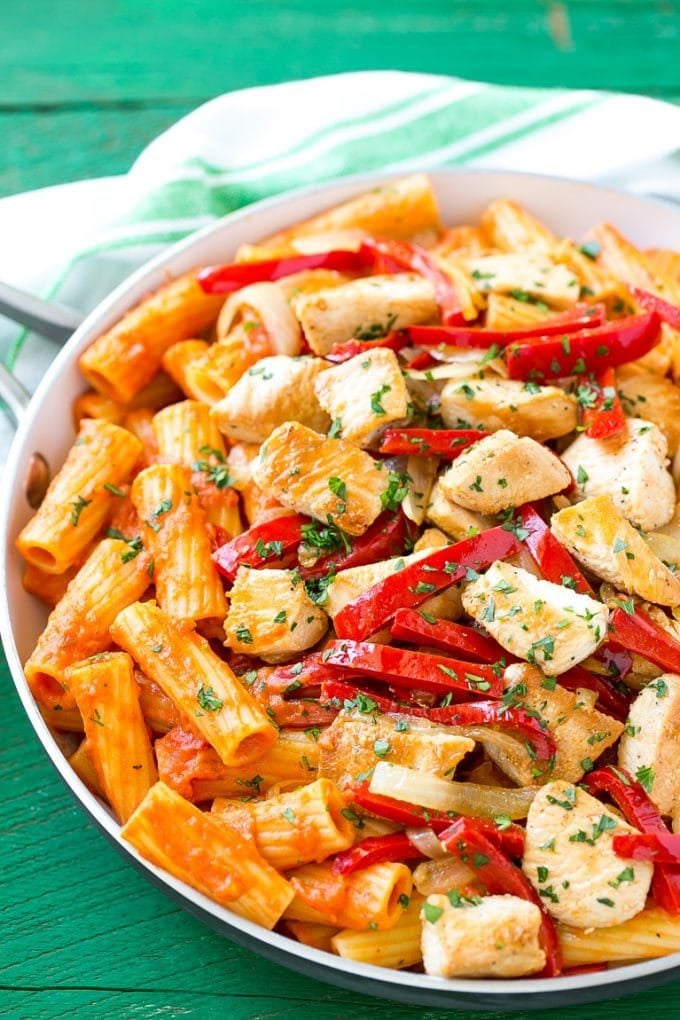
[0,280,83,343]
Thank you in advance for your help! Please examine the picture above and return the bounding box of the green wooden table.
[2,3,680,1017]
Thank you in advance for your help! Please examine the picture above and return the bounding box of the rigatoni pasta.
[131,463,227,622]
[66,652,157,822]
[122,781,293,928]
[24,537,152,709]
[16,419,142,574]
[110,600,276,767]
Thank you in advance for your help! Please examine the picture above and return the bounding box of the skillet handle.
[0,360,30,428]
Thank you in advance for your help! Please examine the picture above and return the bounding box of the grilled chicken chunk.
[466,253,581,308]
[439,377,578,442]
[494,664,623,786]
[211,356,330,444]
[421,894,546,978]
[439,430,571,515]
[223,567,327,663]
[463,562,608,675]
[523,781,653,928]
[252,422,386,536]
[318,711,474,790]
[313,347,409,447]
[292,273,437,355]
[425,480,493,540]
[618,673,680,817]
[551,495,680,607]
[561,418,675,532]
[617,367,680,456]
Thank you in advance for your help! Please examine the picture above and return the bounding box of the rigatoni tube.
[24,538,152,710]
[16,419,142,574]
[121,781,293,929]
[285,860,413,931]
[66,651,157,823]
[131,463,227,623]
[110,600,276,768]
[211,777,354,870]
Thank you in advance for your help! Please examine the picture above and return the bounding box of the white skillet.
[3,169,680,1010]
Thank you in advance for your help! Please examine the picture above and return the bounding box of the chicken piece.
[319,711,474,790]
[522,781,653,928]
[551,495,680,607]
[439,430,570,515]
[463,562,608,675]
[413,527,450,553]
[211,355,330,444]
[292,274,437,355]
[252,422,386,536]
[223,567,327,663]
[618,673,680,817]
[439,377,577,442]
[616,367,680,456]
[421,894,545,978]
[480,198,559,256]
[492,664,623,786]
[465,254,580,309]
[313,348,409,447]
[425,480,493,540]
[561,418,675,532]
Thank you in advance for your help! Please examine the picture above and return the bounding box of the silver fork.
[0,280,84,505]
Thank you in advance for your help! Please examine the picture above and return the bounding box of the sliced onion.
[217,281,302,355]
[405,826,447,860]
[413,856,476,896]
[369,761,538,819]
[402,455,437,526]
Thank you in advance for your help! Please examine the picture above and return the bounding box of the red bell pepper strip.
[515,504,593,594]
[298,512,415,581]
[350,787,526,858]
[212,514,307,582]
[558,665,631,722]
[325,331,410,363]
[359,238,466,326]
[321,680,555,761]
[197,249,368,294]
[323,640,502,698]
[401,349,436,370]
[378,428,486,459]
[613,833,680,865]
[630,288,680,331]
[586,767,680,914]
[609,606,680,675]
[438,817,562,976]
[333,526,522,641]
[332,833,426,875]
[405,303,607,348]
[581,367,626,439]
[506,311,660,381]
[390,607,508,663]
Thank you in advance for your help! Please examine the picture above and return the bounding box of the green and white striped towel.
[2,70,680,461]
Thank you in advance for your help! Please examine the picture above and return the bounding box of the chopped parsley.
[197,684,223,712]
[70,495,92,526]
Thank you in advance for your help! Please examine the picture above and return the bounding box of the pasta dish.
[15,173,680,979]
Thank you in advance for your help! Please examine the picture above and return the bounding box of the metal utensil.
[0,282,83,505]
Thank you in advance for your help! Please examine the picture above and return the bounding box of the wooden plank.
[0,1,678,106]
[0,106,192,197]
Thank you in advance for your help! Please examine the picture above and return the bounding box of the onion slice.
[369,761,538,819]
[405,826,447,860]
[217,281,302,355]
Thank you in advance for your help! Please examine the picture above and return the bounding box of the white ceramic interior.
[3,169,680,1010]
